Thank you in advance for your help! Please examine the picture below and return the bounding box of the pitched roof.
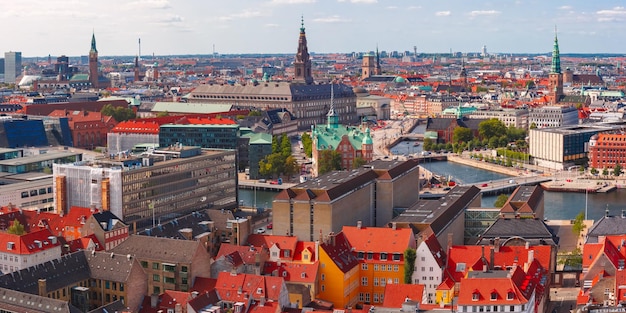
[342,226,415,254]
[319,232,359,273]
[247,234,298,259]
[262,261,318,283]
[382,284,425,308]
[0,228,61,255]
[586,214,626,243]
[0,287,82,313]
[110,235,202,263]
[479,218,558,245]
[214,272,285,302]
[215,243,265,265]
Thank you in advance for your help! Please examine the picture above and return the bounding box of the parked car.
[259,179,266,183]
[481,183,488,187]
[267,223,273,229]
[256,227,266,234]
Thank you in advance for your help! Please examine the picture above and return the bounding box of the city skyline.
[1,0,626,57]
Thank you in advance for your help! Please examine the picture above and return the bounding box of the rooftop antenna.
[138,38,141,61]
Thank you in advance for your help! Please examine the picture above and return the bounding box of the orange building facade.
[588,133,626,170]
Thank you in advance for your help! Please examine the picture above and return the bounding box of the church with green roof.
[311,85,373,177]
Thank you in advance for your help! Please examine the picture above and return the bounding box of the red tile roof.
[382,284,425,308]
[0,228,61,255]
[342,226,416,254]
[319,232,359,274]
[215,272,285,302]
[262,261,318,283]
[215,243,265,265]
[246,234,298,261]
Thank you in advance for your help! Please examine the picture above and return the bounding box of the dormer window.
[367,252,373,260]
[472,290,480,301]
[357,252,364,259]
[490,291,498,301]
[284,250,290,258]
[380,253,388,261]
[507,291,515,300]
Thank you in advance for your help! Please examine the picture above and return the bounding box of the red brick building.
[48,109,117,149]
[588,133,626,170]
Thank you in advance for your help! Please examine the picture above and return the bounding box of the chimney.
[494,237,500,253]
[357,220,362,229]
[447,233,453,251]
[38,279,47,297]
[490,246,495,271]
[392,222,397,230]
[150,294,159,308]
[525,241,530,249]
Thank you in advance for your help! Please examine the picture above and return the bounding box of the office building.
[4,51,21,84]
[588,132,626,170]
[53,147,238,228]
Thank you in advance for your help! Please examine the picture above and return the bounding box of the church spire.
[375,44,381,75]
[294,15,313,84]
[90,31,98,54]
[327,83,339,128]
[551,26,561,74]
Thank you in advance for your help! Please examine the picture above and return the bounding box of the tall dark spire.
[90,31,98,54]
[551,26,561,74]
[375,44,381,75]
[294,16,313,84]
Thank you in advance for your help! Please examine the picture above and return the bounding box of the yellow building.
[343,223,416,305]
[318,232,360,308]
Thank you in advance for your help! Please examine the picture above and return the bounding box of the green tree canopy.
[301,132,313,158]
[7,219,25,235]
[101,104,136,122]
[614,163,622,177]
[494,194,509,208]
[404,248,416,284]
[478,119,507,140]
[572,212,586,235]
[452,127,473,144]
[318,150,342,175]
[352,156,367,169]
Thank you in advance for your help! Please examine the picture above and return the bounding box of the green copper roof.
[90,32,98,54]
[242,132,272,145]
[313,124,371,151]
[362,128,373,145]
[551,28,561,74]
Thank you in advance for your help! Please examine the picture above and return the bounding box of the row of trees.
[101,104,136,122]
[589,164,623,177]
[258,134,299,179]
[424,119,527,153]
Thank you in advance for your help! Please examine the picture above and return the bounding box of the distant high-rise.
[293,16,313,84]
[481,45,488,57]
[4,51,22,84]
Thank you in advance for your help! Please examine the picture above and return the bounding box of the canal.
[239,159,626,222]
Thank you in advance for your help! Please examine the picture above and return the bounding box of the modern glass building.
[159,124,240,150]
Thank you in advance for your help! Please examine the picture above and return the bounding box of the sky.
[2,0,626,57]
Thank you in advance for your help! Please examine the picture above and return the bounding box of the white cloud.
[559,5,572,10]
[468,10,501,17]
[265,23,280,27]
[269,0,316,4]
[435,11,451,16]
[337,0,377,3]
[124,0,171,10]
[386,6,397,10]
[313,15,351,23]
[218,10,264,21]
[596,6,626,22]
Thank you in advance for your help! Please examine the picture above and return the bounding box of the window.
[491,292,497,300]
[394,278,399,284]
[367,252,373,260]
[387,264,392,271]
[473,293,480,301]
[393,253,401,261]
[365,293,370,303]
[361,264,368,270]
[358,252,364,259]
[361,277,368,286]
[321,285,325,292]
[153,274,160,282]
[507,292,514,300]
[380,253,388,261]
[359,293,364,302]
[152,262,160,270]
[394,265,399,272]
[373,293,379,303]
[321,274,325,281]
[374,264,379,271]
[165,277,176,284]
[120,283,124,292]
[163,264,176,272]
[105,281,110,289]
[181,266,188,272]
[373,278,379,286]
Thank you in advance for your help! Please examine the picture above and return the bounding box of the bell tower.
[549,26,563,104]
[89,32,99,88]
[294,16,313,84]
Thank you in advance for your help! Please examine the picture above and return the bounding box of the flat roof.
[0,177,53,192]
[0,151,81,166]
[298,167,374,190]
[0,148,21,154]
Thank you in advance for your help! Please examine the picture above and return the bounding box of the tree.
[423,138,434,151]
[590,167,598,175]
[248,110,262,117]
[352,156,367,169]
[318,150,342,175]
[572,212,586,236]
[283,155,300,179]
[529,122,537,129]
[7,219,25,235]
[404,248,416,284]
[301,132,313,158]
[613,163,622,177]
[101,104,136,122]
[494,194,509,208]
[452,127,473,144]
[478,119,507,140]
[602,167,609,177]
[156,111,169,117]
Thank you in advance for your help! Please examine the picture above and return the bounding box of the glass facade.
[159,125,239,150]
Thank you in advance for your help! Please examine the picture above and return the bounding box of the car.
[269,180,279,185]
[256,227,266,234]
[443,187,451,191]
[258,179,266,183]
[267,223,273,229]
[481,183,488,187]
